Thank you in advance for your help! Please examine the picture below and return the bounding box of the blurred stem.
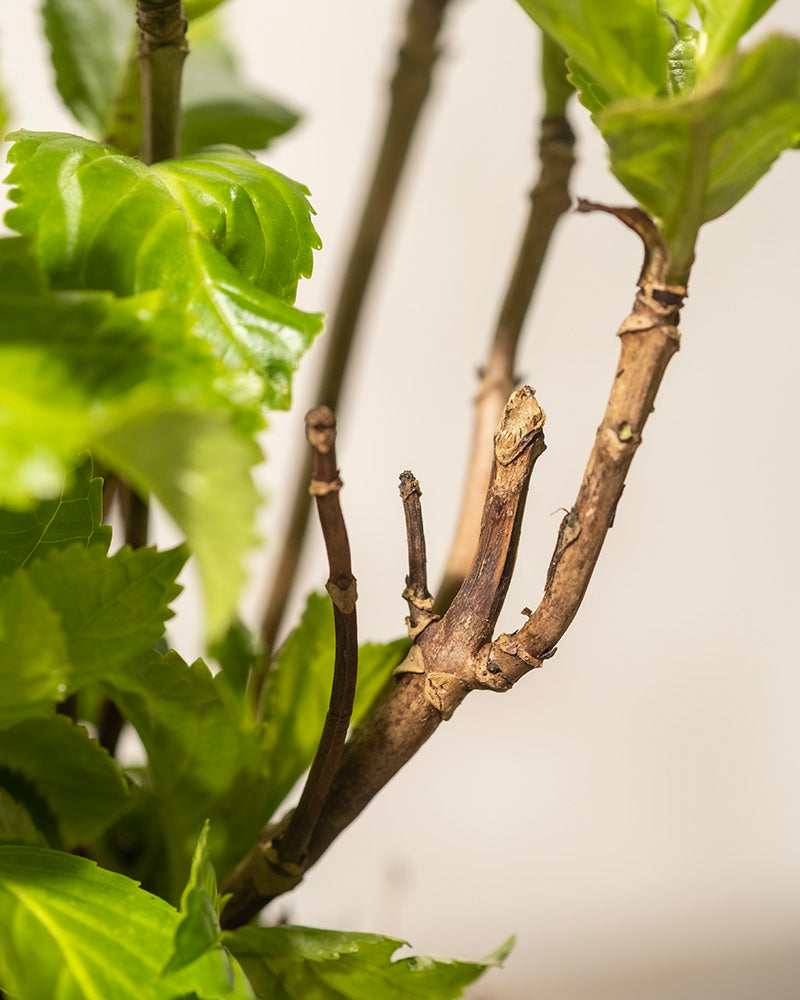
[254,0,455,703]
[436,40,574,612]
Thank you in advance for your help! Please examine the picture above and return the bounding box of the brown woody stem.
[136,0,187,164]
[254,0,455,693]
[399,471,437,635]
[489,203,687,685]
[271,409,358,869]
[437,112,574,612]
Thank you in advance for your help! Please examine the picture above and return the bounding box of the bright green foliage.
[601,35,800,277]
[101,649,273,896]
[225,925,513,1000]
[0,572,69,727]
[260,592,409,825]
[165,821,224,976]
[5,132,322,409]
[0,715,129,845]
[0,454,110,577]
[26,543,185,689]
[516,0,672,101]
[695,0,780,72]
[0,845,255,999]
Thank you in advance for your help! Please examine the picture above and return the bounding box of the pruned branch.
[485,203,687,685]
[136,0,188,164]
[399,471,437,636]
[255,0,456,683]
[437,111,574,611]
[221,387,547,927]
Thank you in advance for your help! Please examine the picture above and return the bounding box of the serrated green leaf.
[42,0,131,135]
[260,593,409,825]
[515,0,672,101]
[696,0,779,72]
[102,650,271,897]
[95,409,260,639]
[0,845,255,999]
[0,788,48,846]
[0,716,129,844]
[0,572,68,727]
[181,36,299,154]
[25,543,185,689]
[165,821,224,976]
[225,926,512,1000]
[5,131,323,409]
[599,34,800,278]
[0,453,110,578]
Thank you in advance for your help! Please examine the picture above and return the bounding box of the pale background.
[2,2,800,997]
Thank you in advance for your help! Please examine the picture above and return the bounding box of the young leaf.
[0,715,129,844]
[102,650,272,896]
[25,543,186,689]
[42,0,131,135]
[181,35,300,154]
[0,845,255,999]
[5,132,323,409]
[224,925,513,1000]
[0,573,68,727]
[164,821,223,976]
[260,593,409,825]
[515,0,672,101]
[0,453,110,578]
[695,0,779,72]
[599,34,800,279]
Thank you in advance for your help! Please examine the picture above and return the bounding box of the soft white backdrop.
[3,2,800,997]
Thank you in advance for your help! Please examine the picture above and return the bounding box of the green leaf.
[0,788,48,846]
[102,650,271,896]
[658,0,693,17]
[96,409,260,640]
[0,716,129,844]
[165,821,223,976]
[25,543,186,689]
[42,0,131,135]
[181,36,299,154]
[0,572,68,727]
[0,845,255,999]
[5,132,323,409]
[696,0,779,72]
[515,0,672,101]
[0,453,110,578]
[260,593,409,825]
[209,617,261,702]
[225,926,512,1000]
[599,34,800,278]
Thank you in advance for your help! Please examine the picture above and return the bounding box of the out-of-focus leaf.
[41,0,130,135]
[209,617,261,703]
[225,925,513,1000]
[658,0,693,17]
[259,593,409,825]
[164,820,223,976]
[696,0,779,72]
[5,132,323,409]
[102,650,271,897]
[0,789,48,846]
[0,716,129,844]
[600,34,800,277]
[25,543,185,689]
[0,453,110,578]
[515,0,672,101]
[182,37,299,153]
[0,845,255,999]
[0,573,68,728]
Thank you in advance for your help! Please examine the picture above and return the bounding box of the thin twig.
[220,387,546,927]
[437,110,574,611]
[272,407,359,869]
[254,0,456,695]
[136,0,188,164]
[399,471,437,635]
